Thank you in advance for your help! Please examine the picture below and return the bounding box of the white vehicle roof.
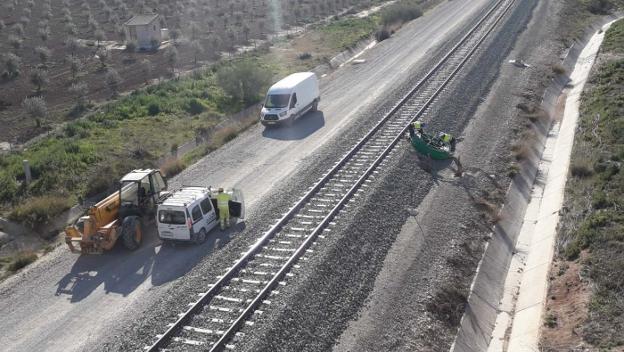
[268,72,316,94]
[160,187,210,208]
[120,169,155,182]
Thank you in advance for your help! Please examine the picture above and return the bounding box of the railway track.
[146,0,517,350]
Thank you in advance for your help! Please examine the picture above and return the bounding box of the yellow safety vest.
[442,134,452,143]
[217,193,230,209]
[412,121,422,129]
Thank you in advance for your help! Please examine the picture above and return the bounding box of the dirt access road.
[0,1,493,351]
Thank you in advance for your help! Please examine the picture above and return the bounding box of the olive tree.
[35,46,51,67]
[105,68,122,97]
[216,60,272,105]
[22,96,47,127]
[30,68,49,93]
[2,53,22,79]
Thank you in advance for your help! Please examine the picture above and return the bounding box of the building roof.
[124,14,159,26]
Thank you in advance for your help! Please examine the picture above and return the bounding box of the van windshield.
[158,210,186,225]
[265,94,290,108]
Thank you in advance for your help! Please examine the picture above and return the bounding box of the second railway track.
[146,0,517,350]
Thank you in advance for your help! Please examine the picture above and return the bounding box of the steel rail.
[147,0,515,350]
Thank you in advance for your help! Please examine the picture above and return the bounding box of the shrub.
[105,68,122,97]
[22,96,47,127]
[552,63,567,75]
[380,0,423,26]
[216,60,272,105]
[185,98,207,115]
[298,52,312,60]
[125,40,137,53]
[147,102,160,116]
[0,173,18,203]
[586,0,613,14]
[85,171,113,198]
[9,195,72,228]
[6,251,38,272]
[3,53,21,78]
[570,163,593,178]
[544,313,558,328]
[160,158,186,177]
[375,28,391,41]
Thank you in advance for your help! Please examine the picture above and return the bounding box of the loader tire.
[121,216,143,251]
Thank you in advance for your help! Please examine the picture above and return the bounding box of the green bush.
[216,60,272,105]
[147,102,160,116]
[380,0,423,26]
[185,98,208,115]
[9,195,72,228]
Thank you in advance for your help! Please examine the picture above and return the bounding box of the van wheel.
[121,216,143,251]
[311,100,319,112]
[194,229,207,244]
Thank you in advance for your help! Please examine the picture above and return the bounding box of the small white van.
[156,187,244,244]
[260,72,320,126]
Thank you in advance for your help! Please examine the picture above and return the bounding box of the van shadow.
[151,221,246,286]
[261,111,325,141]
[55,221,247,302]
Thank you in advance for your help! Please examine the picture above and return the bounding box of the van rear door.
[157,207,189,240]
[230,189,245,219]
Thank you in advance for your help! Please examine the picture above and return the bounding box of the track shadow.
[261,111,325,140]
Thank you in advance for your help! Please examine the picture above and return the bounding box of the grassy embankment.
[550,18,624,349]
[0,0,426,231]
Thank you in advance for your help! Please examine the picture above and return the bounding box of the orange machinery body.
[65,190,122,254]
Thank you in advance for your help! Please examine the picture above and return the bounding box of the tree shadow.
[261,111,325,140]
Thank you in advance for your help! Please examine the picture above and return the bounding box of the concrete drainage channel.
[451,17,621,352]
[144,1,518,350]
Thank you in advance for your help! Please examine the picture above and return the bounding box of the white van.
[156,187,244,244]
[260,72,320,126]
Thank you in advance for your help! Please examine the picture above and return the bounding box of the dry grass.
[160,158,186,178]
[8,195,72,228]
[511,127,538,161]
[4,251,38,272]
[552,63,568,75]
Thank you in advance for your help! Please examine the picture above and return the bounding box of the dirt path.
[0,1,494,351]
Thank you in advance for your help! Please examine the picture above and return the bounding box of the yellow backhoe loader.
[65,169,168,254]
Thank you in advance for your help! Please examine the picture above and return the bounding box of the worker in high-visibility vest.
[439,132,457,152]
[217,188,231,230]
[408,120,425,138]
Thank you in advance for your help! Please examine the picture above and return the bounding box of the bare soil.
[540,253,593,352]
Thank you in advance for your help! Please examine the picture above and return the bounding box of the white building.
[124,14,161,50]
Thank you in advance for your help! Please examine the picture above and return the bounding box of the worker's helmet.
[218,188,224,193]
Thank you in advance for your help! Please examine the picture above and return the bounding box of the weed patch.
[554,18,624,348]
[5,251,38,272]
[8,195,72,228]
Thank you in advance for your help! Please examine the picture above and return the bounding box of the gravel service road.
[0,1,499,351]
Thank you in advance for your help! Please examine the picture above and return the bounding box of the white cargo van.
[156,187,244,244]
[260,72,320,126]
